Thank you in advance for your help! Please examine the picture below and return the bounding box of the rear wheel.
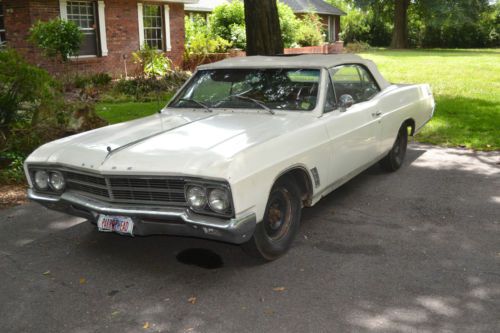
[380,125,408,172]
[242,178,302,261]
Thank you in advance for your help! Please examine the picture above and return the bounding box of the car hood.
[27,109,313,179]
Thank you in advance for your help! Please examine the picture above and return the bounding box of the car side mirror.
[338,94,354,112]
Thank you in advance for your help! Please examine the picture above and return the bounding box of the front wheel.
[242,178,302,261]
[379,125,408,172]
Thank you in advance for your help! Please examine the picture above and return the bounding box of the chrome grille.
[65,171,187,206]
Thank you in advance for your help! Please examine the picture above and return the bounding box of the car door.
[322,65,382,184]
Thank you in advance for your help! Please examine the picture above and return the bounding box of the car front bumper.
[28,189,256,244]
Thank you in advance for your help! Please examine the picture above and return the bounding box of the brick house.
[0,0,197,76]
[186,0,346,43]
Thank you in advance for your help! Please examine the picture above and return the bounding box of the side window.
[330,65,380,104]
[324,76,336,113]
[357,66,380,101]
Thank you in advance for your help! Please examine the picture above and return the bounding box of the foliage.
[112,71,190,102]
[344,40,371,53]
[28,19,83,61]
[296,13,324,47]
[0,48,59,142]
[132,45,173,78]
[73,73,112,89]
[209,1,301,49]
[185,15,232,55]
[0,151,26,184]
[327,0,499,48]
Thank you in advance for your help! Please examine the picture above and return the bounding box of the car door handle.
[372,111,382,117]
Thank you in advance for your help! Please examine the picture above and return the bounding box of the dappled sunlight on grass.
[361,49,500,150]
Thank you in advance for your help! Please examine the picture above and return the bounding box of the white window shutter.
[97,1,108,56]
[164,4,171,51]
[59,0,68,20]
[137,3,145,48]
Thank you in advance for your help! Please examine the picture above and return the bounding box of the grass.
[96,49,500,150]
[96,94,173,124]
[360,49,500,150]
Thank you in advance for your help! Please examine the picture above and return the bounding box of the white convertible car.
[25,54,435,260]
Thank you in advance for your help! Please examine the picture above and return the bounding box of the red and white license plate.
[97,215,134,236]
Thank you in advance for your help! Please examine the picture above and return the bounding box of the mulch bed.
[0,184,28,210]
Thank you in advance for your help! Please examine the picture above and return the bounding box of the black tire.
[242,177,302,261]
[380,124,408,172]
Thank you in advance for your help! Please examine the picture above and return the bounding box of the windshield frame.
[167,67,326,114]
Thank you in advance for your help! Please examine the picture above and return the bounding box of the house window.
[143,4,163,50]
[137,3,171,51]
[66,1,99,56]
[0,1,6,43]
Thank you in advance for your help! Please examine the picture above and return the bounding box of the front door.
[323,65,382,184]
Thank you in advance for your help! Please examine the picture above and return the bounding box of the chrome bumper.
[28,189,256,244]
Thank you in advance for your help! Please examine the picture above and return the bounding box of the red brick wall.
[3,0,185,77]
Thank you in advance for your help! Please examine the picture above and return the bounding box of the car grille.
[65,171,187,206]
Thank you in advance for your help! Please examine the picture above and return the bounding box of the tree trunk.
[244,0,284,55]
[390,0,410,49]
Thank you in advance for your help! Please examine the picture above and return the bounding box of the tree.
[243,0,284,55]
[390,0,410,48]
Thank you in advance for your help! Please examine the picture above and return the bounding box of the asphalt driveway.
[1,143,499,333]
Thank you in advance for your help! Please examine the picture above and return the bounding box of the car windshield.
[170,68,321,111]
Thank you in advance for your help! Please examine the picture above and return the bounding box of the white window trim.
[97,1,108,56]
[137,3,145,48]
[59,0,108,57]
[164,4,171,52]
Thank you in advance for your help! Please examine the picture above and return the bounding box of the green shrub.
[0,151,26,184]
[73,72,112,89]
[132,45,173,78]
[296,13,324,47]
[344,41,372,53]
[0,48,58,141]
[185,15,232,55]
[28,18,83,61]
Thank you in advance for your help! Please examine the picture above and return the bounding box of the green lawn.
[97,49,500,150]
[360,49,500,150]
[96,96,173,124]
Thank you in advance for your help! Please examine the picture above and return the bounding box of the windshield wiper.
[178,98,213,113]
[232,95,275,115]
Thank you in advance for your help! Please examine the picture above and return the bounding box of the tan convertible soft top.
[198,54,391,90]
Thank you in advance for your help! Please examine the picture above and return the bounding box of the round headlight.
[49,171,66,191]
[34,170,49,190]
[208,188,230,213]
[186,186,207,209]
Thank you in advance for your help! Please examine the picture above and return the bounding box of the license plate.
[97,215,134,236]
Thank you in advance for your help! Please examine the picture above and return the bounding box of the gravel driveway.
[0,143,499,333]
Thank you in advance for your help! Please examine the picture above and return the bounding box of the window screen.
[143,4,163,50]
[67,1,99,56]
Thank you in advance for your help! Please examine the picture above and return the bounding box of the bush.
[185,15,232,55]
[113,71,191,102]
[73,73,112,89]
[296,13,324,47]
[0,48,59,142]
[344,41,372,53]
[132,45,173,78]
[28,18,83,61]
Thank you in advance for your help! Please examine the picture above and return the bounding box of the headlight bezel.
[29,167,66,194]
[184,181,233,218]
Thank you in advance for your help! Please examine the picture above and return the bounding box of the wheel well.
[275,168,314,207]
[403,118,416,136]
